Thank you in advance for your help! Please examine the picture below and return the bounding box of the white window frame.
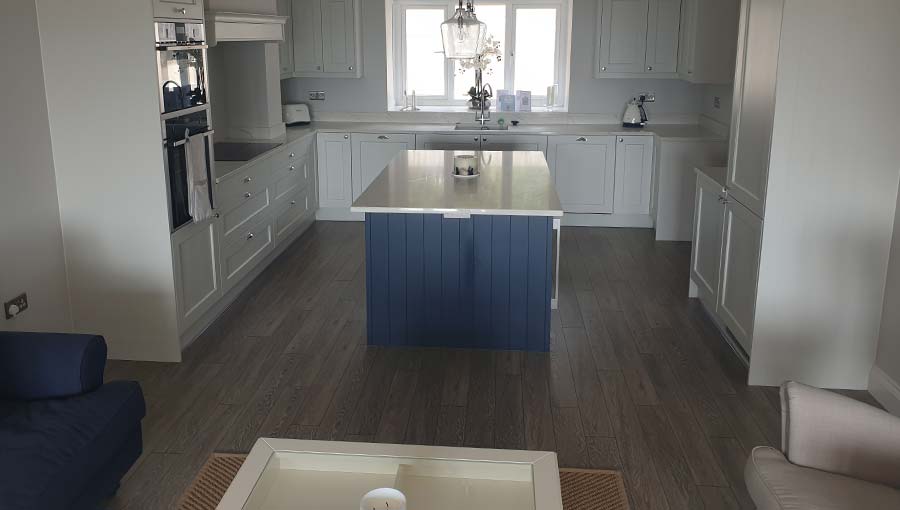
[390,0,571,109]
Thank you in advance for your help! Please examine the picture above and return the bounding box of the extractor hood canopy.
[205,12,287,46]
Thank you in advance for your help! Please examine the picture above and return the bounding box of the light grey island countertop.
[350,150,563,218]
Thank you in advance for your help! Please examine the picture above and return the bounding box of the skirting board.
[869,366,900,416]
[561,213,653,228]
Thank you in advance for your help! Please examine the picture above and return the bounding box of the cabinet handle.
[576,137,586,142]
[176,7,187,14]
[214,212,220,218]
[289,165,296,172]
[244,192,252,198]
[243,177,252,183]
[618,138,624,142]
[647,66,653,71]
[348,66,354,71]
[344,134,349,139]
[600,66,607,71]
[482,138,487,142]
[378,135,389,140]
[290,200,297,206]
[247,232,255,240]
[289,152,295,158]
[474,137,479,141]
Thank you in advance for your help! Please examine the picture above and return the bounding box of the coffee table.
[217,439,564,510]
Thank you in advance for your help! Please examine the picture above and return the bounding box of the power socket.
[4,293,28,320]
[307,91,326,101]
[713,96,722,109]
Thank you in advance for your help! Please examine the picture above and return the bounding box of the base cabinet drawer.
[221,216,275,291]
[220,185,271,245]
[217,161,274,211]
[271,157,311,206]
[274,187,313,245]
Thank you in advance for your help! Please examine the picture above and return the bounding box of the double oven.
[156,20,215,232]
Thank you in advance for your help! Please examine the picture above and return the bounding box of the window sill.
[386,105,568,114]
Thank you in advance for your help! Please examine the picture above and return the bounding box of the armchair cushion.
[781,381,900,488]
[0,332,106,400]
[745,446,900,510]
[0,380,145,509]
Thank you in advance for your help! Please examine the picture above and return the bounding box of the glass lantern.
[440,1,487,60]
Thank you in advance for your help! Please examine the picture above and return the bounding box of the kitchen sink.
[453,123,510,131]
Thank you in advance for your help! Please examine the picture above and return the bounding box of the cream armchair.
[745,381,900,509]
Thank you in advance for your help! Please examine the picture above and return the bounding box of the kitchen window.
[389,0,571,109]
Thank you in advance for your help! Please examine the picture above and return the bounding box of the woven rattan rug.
[179,453,630,510]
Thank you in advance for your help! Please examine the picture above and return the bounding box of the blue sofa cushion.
[0,332,106,400]
[0,381,146,510]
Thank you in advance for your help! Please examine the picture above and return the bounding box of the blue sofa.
[0,332,146,510]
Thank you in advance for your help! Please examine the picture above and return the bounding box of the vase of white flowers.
[459,35,502,111]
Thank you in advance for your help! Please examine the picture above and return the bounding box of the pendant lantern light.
[440,1,487,60]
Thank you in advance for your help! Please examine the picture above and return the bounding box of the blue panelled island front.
[351,150,563,352]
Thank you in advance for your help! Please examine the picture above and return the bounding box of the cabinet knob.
[290,200,297,206]
[289,152,295,158]
[474,137,479,141]
[289,165,296,172]
[214,212,220,218]
[647,66,653,71]
[316,65,322,70]
[576,137,586,142]
[348,66,354,71]
[482,138,487,142]
[176,7,187,14]
[244,192,252,198]
[243,177,252,183]
[600,66,607,71]
[247,232,255,240]
[618,138,624,142]
[378,135,389,140]
[344,134,349,139]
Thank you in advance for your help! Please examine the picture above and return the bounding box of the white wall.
[699,83,732,127]
[35,0,182,361]
[0,0,72,333]
[282,0,704,118]
[873,184,900,412]
[749,0,900,389]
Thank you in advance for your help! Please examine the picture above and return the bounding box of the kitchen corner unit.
[351,150,563,352]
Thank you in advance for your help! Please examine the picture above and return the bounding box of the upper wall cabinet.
[595,0,682,78]
[677,0,740,83]
[281,0,362,79]
[153,0,204,20]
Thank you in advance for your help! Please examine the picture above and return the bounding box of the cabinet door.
[597,0,650,74]
[480,134,548,155]
[277,0,294,77]
[547,136,616,214]
[727,0,783,217]
[351,133,415,201]
[153,0,203,20]
[317,133,353,208]
[718,198,762,354]
[613,136,654,214]
[690,172,726,307]
[220,216,275,292]
[415,133,481,151]
[645,0,682,73]
[677,0,697,79]
[171,218,221,331]
[321,0,358,74]
[292,0,324,73]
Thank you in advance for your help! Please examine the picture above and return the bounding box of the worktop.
[350,150,563,218]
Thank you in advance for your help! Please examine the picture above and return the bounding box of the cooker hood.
[204,12,287,46]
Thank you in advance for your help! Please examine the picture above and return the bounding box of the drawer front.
[221,216,275,290]
[274,187,312,245]
[217,160,274,211]
[271,157,311,206]
[221,183,271,245]
[271,138,312,178]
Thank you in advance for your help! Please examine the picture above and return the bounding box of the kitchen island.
[351,150,563,351]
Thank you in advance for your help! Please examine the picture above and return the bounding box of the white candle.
[360,488,407,510]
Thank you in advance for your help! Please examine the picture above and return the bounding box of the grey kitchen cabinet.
[613,135,654,214]
[317,133,353,208]
[415,133,481,151]
[415,133,547,154]
[677,0,740,83]
[596,0,682,78]
[171,217,222,331]
[480,134,548,155]
[153,0,203,20]
[285,0,361,78]
[277,0,294,77]
[547,135,617,214]
[351,133,415,201]
[690,170,726,308]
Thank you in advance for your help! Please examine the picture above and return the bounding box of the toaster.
[283,103,311,125]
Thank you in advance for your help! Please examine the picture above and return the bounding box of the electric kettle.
[622,98,647,128]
